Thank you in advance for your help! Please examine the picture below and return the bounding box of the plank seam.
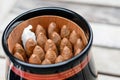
[98,71,120,78]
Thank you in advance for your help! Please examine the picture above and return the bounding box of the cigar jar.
[2,7,98,80]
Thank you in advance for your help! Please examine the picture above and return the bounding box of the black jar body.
[2,7,98,80]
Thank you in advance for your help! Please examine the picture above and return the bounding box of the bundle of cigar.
[13,22,85,65]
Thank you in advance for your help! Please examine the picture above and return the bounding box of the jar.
[2,7,98,80]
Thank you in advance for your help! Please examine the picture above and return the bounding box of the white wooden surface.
[0,31,5,58]
[0,59,6,80]
[92,23,120,48]
[0,0,16,26]
[10,0,120,26]
[92,46,120,75]
[0,0,120,80]
[49,0,120,7]
[99,74,120,80]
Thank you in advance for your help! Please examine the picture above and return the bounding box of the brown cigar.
[74,48,82,56]
[69,30,78,45]
[74,38,84,52]
[13,43,26,59]
[55,55,64,63]
[50,32,61,47]
[61,46,73,61]
[33,45,45,61]
[29,53,41,64]
[42,59,52,65]
[48,22,59,38]
[35,24,46,36]
[14,52,24,61]
[60,38,72,53]
[37,32,47,49]
[45,49,57,63]
[60,25,70,39]
[44,39,58,54]
[25,38,36,57]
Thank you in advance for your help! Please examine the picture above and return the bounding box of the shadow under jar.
[2,7,98,80]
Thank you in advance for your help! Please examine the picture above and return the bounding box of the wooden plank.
[98,74,120,80]
[0,0,16,25]
[0,31,5,58]
[49,0,120,8]
[0,13,17,58]
[92,46,120,75]
[0,13,16,31]
[8,0,120,26]
[91,23,120,49]
[0,58,6,80]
